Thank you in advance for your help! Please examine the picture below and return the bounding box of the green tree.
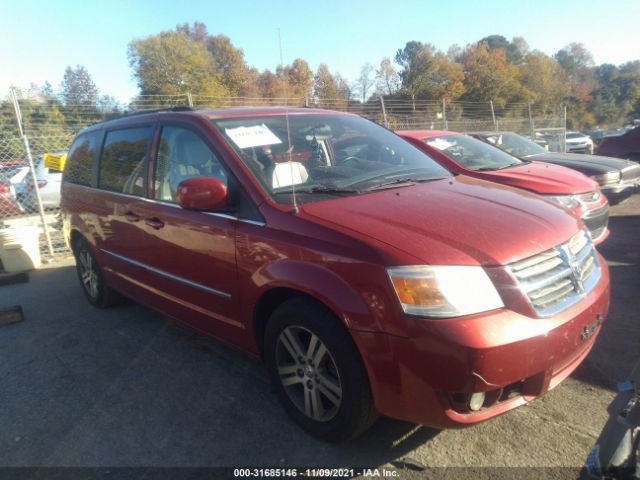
[395,42,465,100]
[554,43,596,101]
[60,65,99,106]
[313,64,339,100]
[128,30,227,96]
[477,35,529,64]
[519,52,569,110]
[589,62,640,126]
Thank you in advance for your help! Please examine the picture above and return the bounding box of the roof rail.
[100,106,194,124]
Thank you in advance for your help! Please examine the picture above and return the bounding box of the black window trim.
[97,124,155,197]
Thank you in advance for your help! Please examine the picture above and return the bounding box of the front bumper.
[352,258,610,428]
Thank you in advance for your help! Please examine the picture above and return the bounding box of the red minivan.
[61,108,610,441]
[397,130,610,245]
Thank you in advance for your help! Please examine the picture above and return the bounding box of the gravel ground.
[0,195,638,477]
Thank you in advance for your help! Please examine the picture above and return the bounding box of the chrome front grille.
[508,229,601,317]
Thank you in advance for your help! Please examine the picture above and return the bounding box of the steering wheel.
[335,156,362,167]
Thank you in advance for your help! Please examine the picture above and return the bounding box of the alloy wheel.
[78,249,99,299]
[275,326,343,422]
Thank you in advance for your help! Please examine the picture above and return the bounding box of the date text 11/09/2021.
[233,468,400,478]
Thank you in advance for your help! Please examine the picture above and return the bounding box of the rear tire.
[264,298,378,442]
[74,237,123,308]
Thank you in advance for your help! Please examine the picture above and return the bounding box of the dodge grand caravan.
[61,107,610,441]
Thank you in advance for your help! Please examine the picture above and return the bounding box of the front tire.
[264,298,377,442]
[74,237,122,308]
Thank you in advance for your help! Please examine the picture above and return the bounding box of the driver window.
[154,126,228,202]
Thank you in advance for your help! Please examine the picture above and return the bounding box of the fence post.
[489,100,497,131]
[528,102,535,139]
[563,104,567,153]
[379,96,389,128]
[442,98,448,130]
[187,92,194,108]
[10,88,55,258]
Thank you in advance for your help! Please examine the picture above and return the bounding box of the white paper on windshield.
[426,138,455,151]
[225,124,283,149]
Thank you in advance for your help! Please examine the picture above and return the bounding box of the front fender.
[249,259,379,331]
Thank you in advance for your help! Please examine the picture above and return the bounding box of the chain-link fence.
[0,88,567,263]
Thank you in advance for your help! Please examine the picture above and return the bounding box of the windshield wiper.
[362,176,446,191]
[473,164,522,171]
[273,185,360,195]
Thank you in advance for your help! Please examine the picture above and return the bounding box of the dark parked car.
[397,130,610,244]
[470,131,640,205]
[596,126,640,162]
[62,107,610,441]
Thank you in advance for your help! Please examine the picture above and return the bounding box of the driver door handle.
[124,211,140,222]
[145,217,165,230]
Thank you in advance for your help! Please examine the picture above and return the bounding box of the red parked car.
[398,130,610,245]
[62,108,610,441]
[596,126,640,162]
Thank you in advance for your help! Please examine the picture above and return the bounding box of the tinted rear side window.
[65,131,102,186]
[99,127,153,195]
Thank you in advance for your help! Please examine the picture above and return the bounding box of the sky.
[2,0,640,102]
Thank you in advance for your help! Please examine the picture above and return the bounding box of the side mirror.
[177,177,227,211]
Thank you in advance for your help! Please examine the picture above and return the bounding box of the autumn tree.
[459,43,529,106]
[256,70,283,98]
[176,21,208,43]
[278,58,314,98]
[554,43,596,101]
[128,30,227,96]
[375,57,400,96]
[206,34,252,95]
[519,52,569,110]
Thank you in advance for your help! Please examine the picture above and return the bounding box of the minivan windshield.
[480,132,547,158]
[423,134,524,171]
[212,114,451,204]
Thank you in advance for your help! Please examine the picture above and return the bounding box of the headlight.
[592,172,621,186]
[387,265,504,317]
[545,194,580,208]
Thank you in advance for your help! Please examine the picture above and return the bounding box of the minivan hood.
[300,176,581,266]
[528,152,634,174]
[477,161,597,194]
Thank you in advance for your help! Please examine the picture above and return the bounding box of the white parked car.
[16,155,63,212]
[566,131,594,154]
